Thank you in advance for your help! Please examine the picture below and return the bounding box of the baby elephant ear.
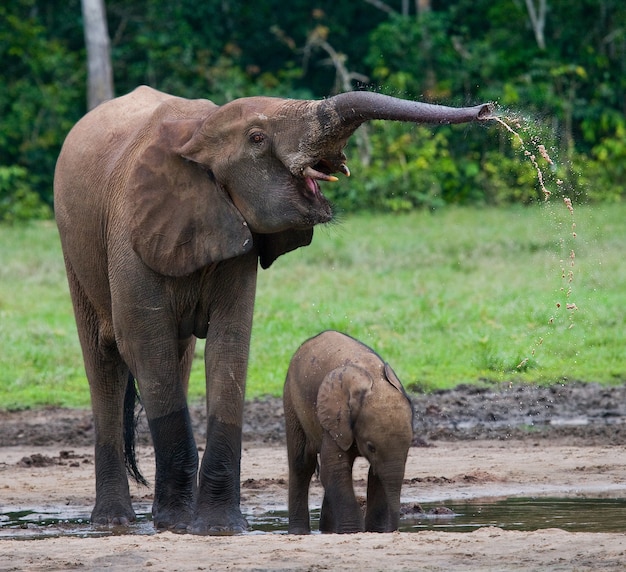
[317,366,373,451]
[383,362,405,393]
[129,118,253,277]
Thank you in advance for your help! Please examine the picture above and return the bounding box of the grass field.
[1,203,624,409]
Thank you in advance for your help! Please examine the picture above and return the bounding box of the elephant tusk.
[302,166,339,182]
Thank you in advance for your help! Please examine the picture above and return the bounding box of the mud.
[1,380,624,448]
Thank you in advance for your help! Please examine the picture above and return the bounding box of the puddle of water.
[398,497,626,533]
[2,498,624,539]
[0,503,155,540]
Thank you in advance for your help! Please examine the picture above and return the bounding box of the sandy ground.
[1,383,625,570]
[1,439,625,571]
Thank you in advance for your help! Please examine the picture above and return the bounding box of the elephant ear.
[256,229,314,269]
[129,118,253,277]
[383,362,405,393]
[317,365,373,451]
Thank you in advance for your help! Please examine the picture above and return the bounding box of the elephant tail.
[123,372,149,486]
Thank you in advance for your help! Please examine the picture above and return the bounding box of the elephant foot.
[190,507,249,536]
[154,520,191,534]
[321,526,364,534]
[320,521,364,534]
[152,504,194,532]
[91,501,136,527]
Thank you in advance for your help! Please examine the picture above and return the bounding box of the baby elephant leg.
[318,437,363,533]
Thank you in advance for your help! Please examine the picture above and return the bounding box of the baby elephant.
[283,330,414,534]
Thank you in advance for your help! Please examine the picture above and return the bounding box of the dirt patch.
[1,381,625,571]
[2,380,625,448]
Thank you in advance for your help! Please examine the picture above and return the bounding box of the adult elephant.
[54,86,492,535]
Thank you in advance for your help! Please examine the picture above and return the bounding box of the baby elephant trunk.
[365,460,407,533]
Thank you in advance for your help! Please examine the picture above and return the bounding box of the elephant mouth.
[301,160,350,199]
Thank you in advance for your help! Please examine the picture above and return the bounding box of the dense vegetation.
[2,0,625,221]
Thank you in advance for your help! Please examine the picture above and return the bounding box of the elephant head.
[316,361,414,531]
[127,87,493,275]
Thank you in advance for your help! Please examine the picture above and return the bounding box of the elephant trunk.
[365,461,406,533]
[382,481,403,533]
[321,91,494,141]
[280,91,494,180]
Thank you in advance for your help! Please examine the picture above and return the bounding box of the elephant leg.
[192,254,257,535]
[64,262,135,525]
[131,335,199,532]
[318,492,335,533]
[318,437,363,533]
[284,388,316,534]
[287,448,317,534]
[89,354,136,526]
[178,336,196,398]
[364,467,393,532]
[112,282,199,532]
[145,402,197,531]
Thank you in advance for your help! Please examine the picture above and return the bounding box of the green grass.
[1,203,625,409]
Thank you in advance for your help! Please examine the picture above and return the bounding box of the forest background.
[1,0,626,405]
[1,0,625,221]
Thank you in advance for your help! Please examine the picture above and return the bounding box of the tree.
[81,0,113,109]
[523,0,547,50]
[0,1,84,211]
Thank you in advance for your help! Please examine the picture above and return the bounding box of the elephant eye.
[249,132,266,144]
[367,442,376,454]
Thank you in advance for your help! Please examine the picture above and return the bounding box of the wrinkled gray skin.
[284,330,415,534]
[54,85,491,535]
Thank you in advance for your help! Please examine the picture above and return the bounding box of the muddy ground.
[1,381,625,571]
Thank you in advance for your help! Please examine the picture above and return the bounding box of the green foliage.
[0,0,84,207]
[583,119,626,202]
[359,0,626,207]
[332,123,459,211]
[367,12,465,101]
[107,1,382,99]
[0,166,52,222]
[330,118,559,211]
[2,0,626,213]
